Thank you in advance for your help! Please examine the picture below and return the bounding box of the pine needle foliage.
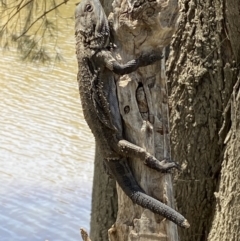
[0,0,69,63]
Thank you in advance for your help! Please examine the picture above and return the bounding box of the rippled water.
[0,2,94,241]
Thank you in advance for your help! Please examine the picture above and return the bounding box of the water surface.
[0,2,94,240]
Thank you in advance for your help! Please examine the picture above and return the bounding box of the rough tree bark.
[90,145,118,241]
[208,79,240,241]
[89,0,240,241]
[89,0,181,241]
[108,1,180,241]
[167,0,240,240]
[207,0,240,239]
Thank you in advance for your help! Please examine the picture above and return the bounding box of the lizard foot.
[145,156,181,172]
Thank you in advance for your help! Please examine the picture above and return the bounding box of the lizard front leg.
[112,139,180,172]
[96,50,163,76]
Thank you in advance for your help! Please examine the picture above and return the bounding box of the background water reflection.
[0,2,94,240]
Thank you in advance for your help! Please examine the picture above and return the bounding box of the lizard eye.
[85,4,93,12]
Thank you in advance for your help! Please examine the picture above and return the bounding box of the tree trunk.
[90,0,180,241]
[89,3,117,241]
[89,0,240,240]
[167,0,240,240]
[90,145,118,241]
[208,79,240,241]
[207,0,240,239]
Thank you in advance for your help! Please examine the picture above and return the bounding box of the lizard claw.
[162,157,182,171]
[145,156,181,173]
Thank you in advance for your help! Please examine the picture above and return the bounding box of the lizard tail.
[107,159,190,229]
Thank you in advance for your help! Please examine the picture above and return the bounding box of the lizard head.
[75,0,110,50]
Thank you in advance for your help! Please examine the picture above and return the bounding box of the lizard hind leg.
[106,158,189,228]
[116,139,180,172]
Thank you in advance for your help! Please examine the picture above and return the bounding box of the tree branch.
[16,0,69,39]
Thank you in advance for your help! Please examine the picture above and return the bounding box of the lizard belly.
[78,79,119,159]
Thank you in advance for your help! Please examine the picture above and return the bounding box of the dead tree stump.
[107,1,180,240]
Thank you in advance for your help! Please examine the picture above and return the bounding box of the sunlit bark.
[167,0,240,240]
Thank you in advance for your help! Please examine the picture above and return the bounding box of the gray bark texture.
[89,0,240,241]
[90,0,182,241]
[108,0,180,240]
[167,0,240,240]
[208,79,240,241]
[90,145,118,241]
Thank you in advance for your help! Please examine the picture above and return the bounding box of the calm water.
[0,2,95,241]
